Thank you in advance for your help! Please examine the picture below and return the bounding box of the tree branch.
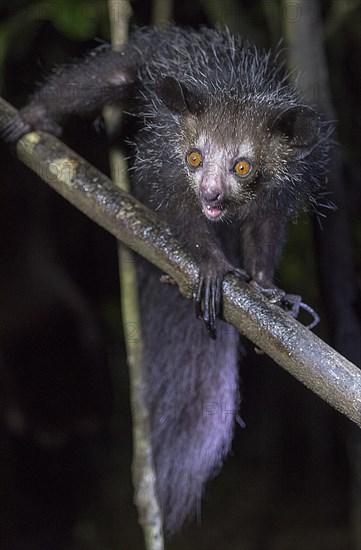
[1,97,360,429]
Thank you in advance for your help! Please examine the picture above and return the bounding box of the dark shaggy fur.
[2,27,331,533]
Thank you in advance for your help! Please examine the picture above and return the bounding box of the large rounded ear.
[157,76,204,116]
[270,105,320,160]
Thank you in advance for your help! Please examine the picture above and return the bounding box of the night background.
[0,1,360,549]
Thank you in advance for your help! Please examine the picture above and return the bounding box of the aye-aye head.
[158,76,320,221]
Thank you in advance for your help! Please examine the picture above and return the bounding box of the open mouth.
[202,203,224,221]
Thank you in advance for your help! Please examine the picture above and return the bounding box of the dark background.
[0,1,360,549]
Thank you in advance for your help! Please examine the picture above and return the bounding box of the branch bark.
[1,97,360,429]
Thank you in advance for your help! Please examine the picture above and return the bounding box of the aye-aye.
[2,27,330,533]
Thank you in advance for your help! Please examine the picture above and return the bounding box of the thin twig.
[105,2,165,548]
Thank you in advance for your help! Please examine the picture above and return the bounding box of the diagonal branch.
[1,97,360,429]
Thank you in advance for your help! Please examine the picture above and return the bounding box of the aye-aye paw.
[250,281,319,330]
[195,261,249,339]
[1,114,32,143]
[1,105,62,144]
[195,271,221,339]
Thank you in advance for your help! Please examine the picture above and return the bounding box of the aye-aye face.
[180,100,291,222]
[155,76,320,222]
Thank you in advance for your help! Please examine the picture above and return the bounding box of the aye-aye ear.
[158,76,204,116]
[270,105,320,160]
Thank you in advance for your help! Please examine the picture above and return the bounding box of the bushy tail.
[137,261,241,533]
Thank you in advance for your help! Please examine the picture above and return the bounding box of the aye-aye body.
[2,27,330,533]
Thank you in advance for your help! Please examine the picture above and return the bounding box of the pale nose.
[201,187,224,204]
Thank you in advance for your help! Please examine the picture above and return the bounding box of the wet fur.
[1,27,331,533]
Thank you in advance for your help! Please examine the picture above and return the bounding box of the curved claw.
[279,293,302,317]
[251,282,320,331]
[196,274,219,339]
[195,274,205,319]
[195,262,250,339]
[280,294,320,329]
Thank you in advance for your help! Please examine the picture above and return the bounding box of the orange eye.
[187,150,203,168]
[234,159,252,177]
